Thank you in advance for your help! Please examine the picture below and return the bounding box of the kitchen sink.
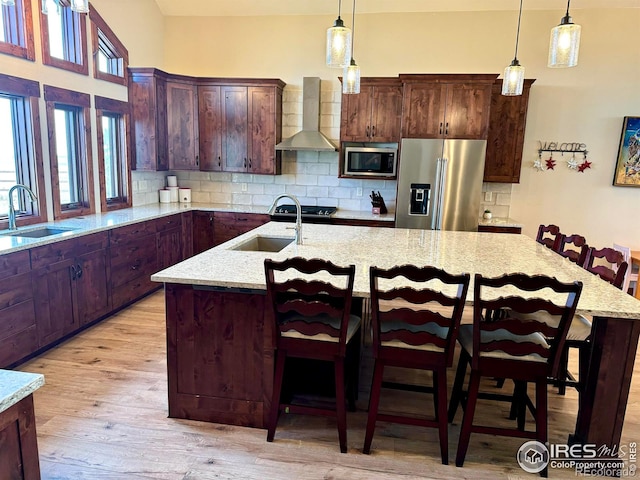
[229,235,294,252]
[1,226,78,239]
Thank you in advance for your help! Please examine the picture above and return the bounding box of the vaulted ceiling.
[153,0,638,17]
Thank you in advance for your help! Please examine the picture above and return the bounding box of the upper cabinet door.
[340,85,373,142]
[198,85,223,172]
[248,87,278,175]
[166,81,199,170]
[370,85,402,142]
[401,83,447,139]
[221,86,249,172]
[444,83,492,139]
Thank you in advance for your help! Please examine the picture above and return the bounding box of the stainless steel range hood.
[275,77,338,152]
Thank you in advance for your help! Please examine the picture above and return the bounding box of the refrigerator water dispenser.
[409,183,430,215]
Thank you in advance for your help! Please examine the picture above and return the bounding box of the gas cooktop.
[271,205,337,217]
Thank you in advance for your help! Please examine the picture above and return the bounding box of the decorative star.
[567,157,580,170]
[533,158,544,171]
[578,160,592,173]
[545,158,556,170]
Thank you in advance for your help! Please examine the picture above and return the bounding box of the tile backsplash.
[131,83,513,218]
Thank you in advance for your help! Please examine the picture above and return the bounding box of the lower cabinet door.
[74,248,111,327]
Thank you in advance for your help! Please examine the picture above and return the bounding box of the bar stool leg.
[334,357,348,453]
[455,372,481,467]
[267,350,286,442]
[363,360,384,454]
[435,368,449,465]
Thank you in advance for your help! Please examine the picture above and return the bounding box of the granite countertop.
[151,222,640,319]
[478,216,522,228]
[0,370,45,414]
[0,202,396,255]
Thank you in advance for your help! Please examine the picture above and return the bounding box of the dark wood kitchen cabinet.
[212,212,270,246]
[166,80,199,170]
[400,74,496,140]
[156,214,184,271]
[483,78,535,183]
[340,78,402,143]
[0,250,37,368]
[0,395,41,480]
[218,84,283,175]
[198,85,223,172]
[193,210,215,254]
[31,232,110,347]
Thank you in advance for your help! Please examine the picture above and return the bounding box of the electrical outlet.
[241,183,247,192]
[356,187,363,197]
[484,191,492,202]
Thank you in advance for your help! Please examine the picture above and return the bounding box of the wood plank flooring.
[18,291,640,479]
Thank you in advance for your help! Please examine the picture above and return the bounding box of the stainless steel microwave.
[343,146,398,177]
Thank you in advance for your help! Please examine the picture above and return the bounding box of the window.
[95,96,131,211]
[0,73,46,228]
[40,0,88,75]
[90,6,128,85]
[44,85,94,219]
[0,0,35,60]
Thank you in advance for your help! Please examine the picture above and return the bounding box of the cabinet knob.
[76,264,83,279]
[366,126,370,137]
[249,158,252,169]
[371,125,376,137]
[445,122,449,136]
[244,158,247,168]
[70,265,77,280]
[439,122,444,135]
[218,156,221,167]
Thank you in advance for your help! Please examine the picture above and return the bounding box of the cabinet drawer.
[112,275,158,309]
[30,232,109,270]
[0,250,30,279]
[109,220,157,245]
[0,299,36,342]
[155,214,182,233]
[0,272,32,311]
[109,235,158,288]
[0,324,37,368]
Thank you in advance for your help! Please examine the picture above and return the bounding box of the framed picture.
[613,116,640,187]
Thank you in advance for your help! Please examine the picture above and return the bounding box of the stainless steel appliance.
[343,146,397,177]
[270,205,337,224]
[396,138,486,231]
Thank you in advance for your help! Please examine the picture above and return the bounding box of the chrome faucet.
[268,194,303,245]
[7,184,38,231]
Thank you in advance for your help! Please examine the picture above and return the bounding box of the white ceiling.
[153,0,638,17]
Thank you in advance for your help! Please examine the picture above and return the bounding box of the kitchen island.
[151,222,640,453]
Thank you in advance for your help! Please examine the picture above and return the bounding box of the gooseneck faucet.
[268,194,303,245]
[8,184,38,231]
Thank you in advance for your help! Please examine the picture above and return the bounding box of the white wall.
[159,8,640,249]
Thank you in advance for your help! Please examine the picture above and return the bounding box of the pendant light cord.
[350,0,356,58]
[337,0,342,19]
[513,0,523,61]
[565,0,571,17]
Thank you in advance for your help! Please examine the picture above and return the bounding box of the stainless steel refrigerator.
[395,138,486,231]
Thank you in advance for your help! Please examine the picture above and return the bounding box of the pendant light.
[342,0,360,94]
[548,0,581,68]
[41,0,89,14]
[502,0,525,96]
[326,0,351,68]
[0,0,16,7]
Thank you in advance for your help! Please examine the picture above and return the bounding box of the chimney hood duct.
[275,77,338,152]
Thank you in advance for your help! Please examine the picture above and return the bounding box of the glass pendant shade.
[326,18,351,68]
[343,59,360,94]
[41,0,53,14]
[502,60,525,96]
[1,0,16,6]
[71,0,89,13]
[548,18,581,67]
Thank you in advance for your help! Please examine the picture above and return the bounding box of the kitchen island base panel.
[573,316,640,453]
[0,394,41,480]
[165,284,272,429]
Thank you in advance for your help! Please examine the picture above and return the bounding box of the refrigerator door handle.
[432,158,442,230]
[436,157,448,230]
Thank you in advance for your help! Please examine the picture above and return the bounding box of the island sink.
[228,235,294,252]
[1,226,77,238]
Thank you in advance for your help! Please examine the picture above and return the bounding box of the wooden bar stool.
[264,257,361,453]
[449,273,582,476]
[363,265,470,465]
[536,224,562,251]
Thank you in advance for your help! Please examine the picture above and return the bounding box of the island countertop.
[151,222,640,319]
[0,370,45,414]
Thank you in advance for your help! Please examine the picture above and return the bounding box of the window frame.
[44,85,94,219]
[95,96,132,212]
[39,0,88,75]
[0,73,47,229]
[0,0,35,60]
[90,6,128,86]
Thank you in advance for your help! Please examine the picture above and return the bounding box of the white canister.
[167,186,179,202]
[159,189,171,204]
[179,188,192,203]
[167,175,178,187]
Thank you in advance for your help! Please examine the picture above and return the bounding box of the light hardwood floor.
[18,291,640,479]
